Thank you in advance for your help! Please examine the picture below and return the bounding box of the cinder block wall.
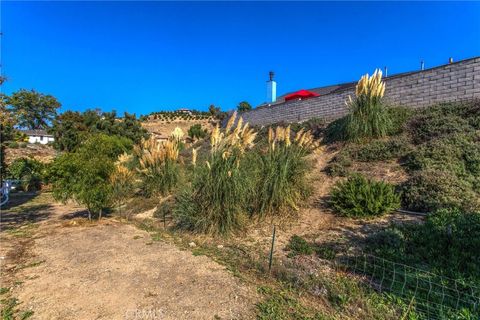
[239,57,480,126]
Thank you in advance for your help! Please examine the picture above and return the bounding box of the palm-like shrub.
[255,126,317,217]
[134,135,180,197]
[343,69,392,141]
[330,174,400,218]
[174,112,257,234]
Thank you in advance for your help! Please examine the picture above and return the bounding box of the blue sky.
[1,1,479,116]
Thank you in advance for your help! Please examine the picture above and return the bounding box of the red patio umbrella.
[284,89,320,102]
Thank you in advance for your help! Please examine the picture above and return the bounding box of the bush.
[285,235,313,257]
[187,124,207,140]
[174,112,257,234]
[367,208,480,283]
[19,142,27,148]
[254,126,316,217]
[407,113,471,144]
[49,134,131,219]
[7,157,45,191]
[386,106,412,135]
[330,174,400,218]
[8,141,19,148]
[401,169,479,213]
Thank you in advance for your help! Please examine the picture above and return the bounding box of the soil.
[1,194,256,320]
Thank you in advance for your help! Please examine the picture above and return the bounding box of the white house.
[22,130,54,145]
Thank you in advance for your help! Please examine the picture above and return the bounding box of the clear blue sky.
[2,1,479,116]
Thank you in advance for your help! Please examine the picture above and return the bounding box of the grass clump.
[285,235,314,257]
[174,112,257,234]
[134,135,180,197]
[330,174,400,218]
[326,70,393,142]
[254,126,317,217]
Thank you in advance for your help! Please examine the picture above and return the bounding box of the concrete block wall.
[240,57,480,126]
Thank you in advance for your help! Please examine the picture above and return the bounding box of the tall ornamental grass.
[174,112,257,235]
[110,152,135,207]
[343,69,392,141]
[255,126,317,217]
[134,133,180,197]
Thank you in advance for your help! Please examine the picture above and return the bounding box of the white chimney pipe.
[266,71,276,103]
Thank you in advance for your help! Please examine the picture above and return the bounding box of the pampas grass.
[254,126,318,217]
[343,69,392,142]
[134,135,180,197]
[174,111,257,235]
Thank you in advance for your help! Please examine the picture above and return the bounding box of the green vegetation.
[285,235,314,257]
[6,158,45,191]
[237,101,252,112]
[187,123,207,140]
[49,134,131,219]
[254,126,316,217]
[174,113,257,234]
[326,70,393,142]
[330,174,400,218]
[133,136,181,197]
[6,89,60,130]
[50,110,149,152]
[141,109,217,121]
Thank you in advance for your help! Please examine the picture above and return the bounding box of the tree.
[7,89,61,129]
[209,104,220,116]
[187,124,207,140]
[49,134,132,219]
[237,101,252,112]
[50,109,149,152]
[0,77,15,183]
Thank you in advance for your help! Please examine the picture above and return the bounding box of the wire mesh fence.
[334,252,480,319]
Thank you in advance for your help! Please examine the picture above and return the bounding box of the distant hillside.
[142,118,218,139]
[5,144,57,164]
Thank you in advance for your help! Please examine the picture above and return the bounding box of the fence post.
[268,225,276,273]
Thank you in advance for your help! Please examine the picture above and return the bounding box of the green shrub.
[7,157,45,191]
[401,169,479,213]
[367,208,480,284]
[174,113,257,234]
[187,124,207,140]
[330,174,400,218]
[346,137,410,162]
[8,141,19,148]
[285,235,314,257]
[386,106,412,135]
[405,133,480,178]
[49,134,130,219]
[325,152,352,177]
[407,113,471,144]
[254,126,316,217]
[19,142,27,148]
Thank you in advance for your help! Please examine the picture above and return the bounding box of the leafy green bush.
[8,141,19,148]
[174,113,257,234]
[285,235,314,257]
[187,124,207,140]
[325,152,352,177]
[7,157,45,191]
[254,126,316,217]
[330,174,400,218]
[401,169,479,213]
[49,134,131,219]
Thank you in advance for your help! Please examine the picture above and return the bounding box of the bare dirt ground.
[1,193,256,320]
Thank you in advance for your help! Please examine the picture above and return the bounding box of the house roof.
[21,129,53,137]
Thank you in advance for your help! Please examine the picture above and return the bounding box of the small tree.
[187,124,207,140]
[7,89,61,129]
[237,101,252,112]
[49,134,131,219]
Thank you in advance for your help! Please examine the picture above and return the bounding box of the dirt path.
[1,194,255,320]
